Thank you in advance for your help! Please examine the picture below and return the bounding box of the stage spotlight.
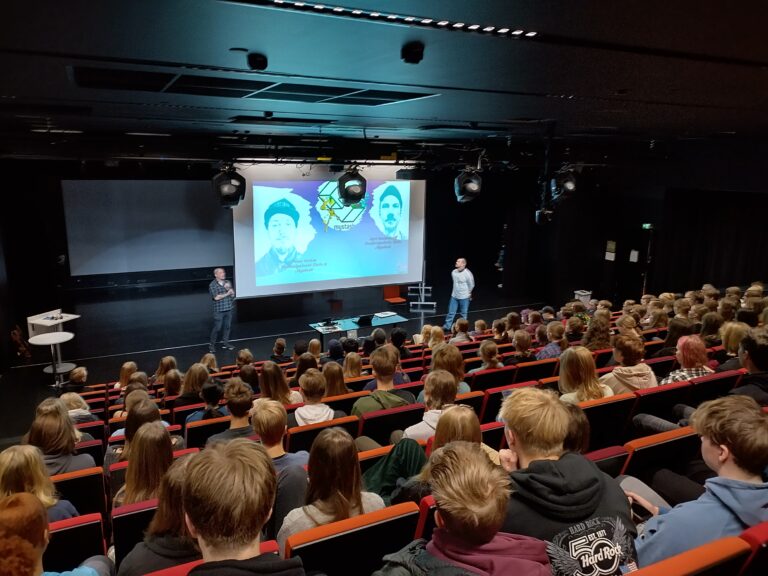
[454,169,482,203]
[337,167,366,206]
[550,171,576,204]
[535,208,553,225]
[213,164,246,208]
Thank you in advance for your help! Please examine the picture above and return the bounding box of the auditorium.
[0,2,767,575]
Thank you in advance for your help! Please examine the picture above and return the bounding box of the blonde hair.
[322,362,348,397]
[430,344,465,384]
[0,445,58,508]
[308,339,322,360]
[60,392,89,412]
[499,387,570,456]
[299,368,326,401]
[615,315,643,340]
[433,405,481,451]
[428,326,446,349]
[68,366,88,384]
[546,322,569,351]
[423,369,458,410]
[154,356,177,381]
[513,329,531,353]
[720,321,750,355]
[259,361,293,406]
[199,353,219,373]
[558,346,603,402]
[182,439,275,549]
[250,399,287,446]
[118,361,138,389]
[429,441,511,545]
[419,324,433,344]
[182,363,210,396]
[236,349,254,368]
[478,339,499,363]
[342,352,363,379]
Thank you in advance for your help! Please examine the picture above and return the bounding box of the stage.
[0,277,541,448]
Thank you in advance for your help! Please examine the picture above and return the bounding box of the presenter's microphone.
[224,281,232,291]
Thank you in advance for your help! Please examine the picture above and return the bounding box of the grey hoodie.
[600,363,658,394]
[636,476,768,566]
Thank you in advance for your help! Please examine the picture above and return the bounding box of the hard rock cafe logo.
[548,517,638,576]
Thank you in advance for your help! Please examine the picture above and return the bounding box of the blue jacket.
[636,476,768,566]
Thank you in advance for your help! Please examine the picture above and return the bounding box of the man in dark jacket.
[730,327,768,405]
[183,439,306,576]
[498,388,638,576]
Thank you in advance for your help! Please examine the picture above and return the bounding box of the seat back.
[630,381,692,427]
[43,513,106,573]
[358,404,425,446]
[585,446,630,478]
[286,415,359,453]
[285,502,420,576]
[631,536,751,575]
[357,444,394,474]
[644,356,678,379]
[455,390,484,415]
[479,381,538,423]
[689,370,744,406]
[469,365,518,391]
[579,393,637,450]
[75,439,104,467]
[592,348,615,368]
[185,415,232,448]
[643,340,665,356]
[740,520,768,576]
[622,426,700,478]
[480,421,506,450]
[76,419,106,443]
[172,402,206,427]
[112,499,159,568]
[513,359,559,382]
[51,466,108,519]
[415,495,438,541]
[323,390,369,415]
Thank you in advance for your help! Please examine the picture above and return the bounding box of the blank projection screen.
[233,164,426,298]
[62,180,234,276]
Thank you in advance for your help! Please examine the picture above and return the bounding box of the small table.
[309,313,408,347]
[29,331,76,385]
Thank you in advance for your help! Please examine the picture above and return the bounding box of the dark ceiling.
[2,0,767,164]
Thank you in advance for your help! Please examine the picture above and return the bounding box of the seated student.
[25,398,95,476]
[659,335,713,385]
[287,368,345,428]
[565,316,584,343]
[427,326,446,352]
[469,318,488,339]
[629,395,768,567]
[374,441,551,576]
[260,361,303,406]
[182,440,306,575]
[467,339,504,374]
[503,329,537,366]
[112,382,150,418]
[237,364,259,394]
[498,387,638,571]
[322,361,351,396]
[63,365,88,392]
[579,317,613,352]
[352,345,416,416]
[185,381,228,424]
[320,339,345,365]
[60,392,100,424]
[150,356,177,388]
[715,321,749,371]
[0,492,113,576]
[402,369,457,442]
[389,327,413,360]
[199,352,219,374]
[277,427,385,554]
[0,445,78,522]
[730,326,768,404]
[307,339,323,365]
[651,317,693,358]
[558,346,614,404]
[205,378,254,445]
[270,337,293,364]
[118,456,201,576]
[599,335,658,394]
[342,351,365,379]
[491,319,510,344]
[250,400,309,473]
[412,325,432,346]
[448,318,473,344]
[416,344,470,403]
[236,348,254,370]
[111,390,171,438]
[287,353,318,388]
[113,361,138,392]
[173,363,211,409]
[160,368,183,399]
[113,421,173,508]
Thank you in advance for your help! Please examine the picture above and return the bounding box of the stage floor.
[0,280,541,447]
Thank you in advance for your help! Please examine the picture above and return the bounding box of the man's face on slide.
[267,214,297,256]
[380,194,401,235]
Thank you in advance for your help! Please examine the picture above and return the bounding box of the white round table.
[29,331,76,383]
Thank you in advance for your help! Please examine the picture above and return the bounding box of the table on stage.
[28,331,76,385]
[309,312,409,347]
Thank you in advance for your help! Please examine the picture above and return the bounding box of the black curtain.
[653,188,768,291]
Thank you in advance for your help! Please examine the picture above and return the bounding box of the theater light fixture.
[213,164,246,208]
[454,169,482,203]
[337,166,366,206]
[550,170,576,204]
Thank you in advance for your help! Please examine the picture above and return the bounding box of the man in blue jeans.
[209,267,235,353]
[443,257,475,331]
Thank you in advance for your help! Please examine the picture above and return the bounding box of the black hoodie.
[730,371,768,405]
[117,534,201,576]
[502,452,638,576]
[189,554,305,576]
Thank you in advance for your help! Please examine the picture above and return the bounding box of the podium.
[27,309,80,385]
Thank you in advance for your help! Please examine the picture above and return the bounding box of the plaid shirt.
[659,366,713,386]
[209,279,234,312]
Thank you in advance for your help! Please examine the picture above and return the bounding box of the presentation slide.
[233,165,425,298]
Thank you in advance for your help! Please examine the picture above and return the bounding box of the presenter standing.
[443,258,474,331]
[209,267,235,353]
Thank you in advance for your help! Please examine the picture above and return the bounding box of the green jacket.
[351,389,411,417]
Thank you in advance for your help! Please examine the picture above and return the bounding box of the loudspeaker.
[247,52,268,71]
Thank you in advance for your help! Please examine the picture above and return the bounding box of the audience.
[113,421,173,507]
[307,339,323,364]
[535,322,569,360]
[288,352,318,388]
[342,351,364,379]
[173,363,210,409]
[250,400,309,473]
[652,318,693,358]
[413,324,432,346]
[470,318,488,338]
[416,344,470,402]
[150,356,177,387]
[389,327,412,359]
[0,445,78,522]
[467,339,504,373]
[449,318,472,344]
[60,392,100,424]
[182,440,306,575]
[185,381,227,424]
[270,337,292,364]
[659,335,713,385]
[558,346,614,403]
[161,368,183,397]
[492,319,510,344]
[322,361,351,396]
[427,326,446,351]
[236,348,254,369]
[402,370,457,442]
[104,399,166,471]
[320,338,345,365]
[237,363,260,393]
[352,345,415,416]
[277,427,385,554]
[599,335,658,394]
[729,327,768,404]
[503,329,536,365]
[205,379,254,445]
[114,361,138,391]
[64,366,88,392]
[259,361,303,406]
[199,352,219,374]
[25,398,95,475]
